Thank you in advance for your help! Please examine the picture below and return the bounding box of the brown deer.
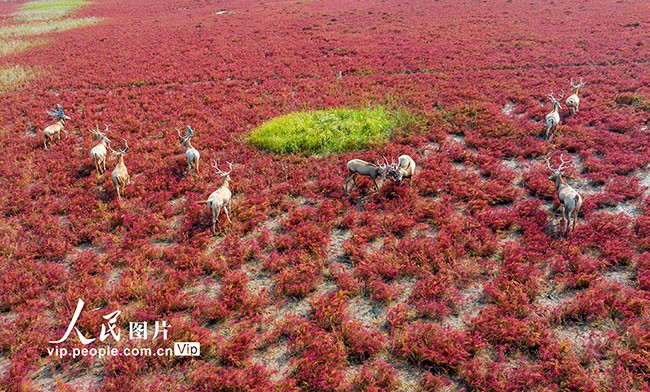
[544,90,564,141]
[109,139,130,201]
[198,161,233,233]
[43,105,70,149]
[177,125,200,177]
[345,158,389,193]
[565,78,585,115]
[545,154,583,237]
[89,124,111,175]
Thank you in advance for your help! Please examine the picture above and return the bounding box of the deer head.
[211,160,233,181]
[547,90,565,110]
[109,138,129,157]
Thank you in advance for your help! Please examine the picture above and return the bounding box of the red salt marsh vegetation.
[0,0,649,390]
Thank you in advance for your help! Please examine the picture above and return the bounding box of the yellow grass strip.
[0,17,101,38]
[0,39,48,57]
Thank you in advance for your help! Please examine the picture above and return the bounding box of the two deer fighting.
[345,154,415,193]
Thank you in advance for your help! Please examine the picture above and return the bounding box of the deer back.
[347,159,378,177]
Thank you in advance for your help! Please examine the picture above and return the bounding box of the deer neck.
[56,119,66,128]
[572,87,580,96]
[221,177,230,189]
[185,139,194,150]
[118,155,125,166]
[554,175,565,190]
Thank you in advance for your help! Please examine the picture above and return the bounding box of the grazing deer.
[90,124,111,175]
[43,105,70,149]
[109,139,130,201]
[544,90,564,141]
[345,158,389,193]
[545,154,583,237]
[565,78,585,115]
[178,125,200,177]
[389,154,416,185]
[198,161,233,233]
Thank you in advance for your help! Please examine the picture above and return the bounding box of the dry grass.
[0,17,101,38]
[0,38,48,57]
[0,65,38,92]
[14,0,89,21]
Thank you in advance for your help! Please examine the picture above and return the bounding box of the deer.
[344,158,389,193]
[89,124,111,176]
[388,154,416,185]
[177,125,200,177]
[545,154,583,237]
[565,78,585,115]
[43,104,70,149]
[198,161,233,233]
[109,139,130,201]
[544,90,564,141]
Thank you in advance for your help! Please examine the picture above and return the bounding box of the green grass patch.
[248,106,404,155]
[16,0,89,21]
[0,38,48,57]
[0,17,100,37]
[0,65,38,93]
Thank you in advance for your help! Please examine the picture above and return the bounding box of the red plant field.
[1,0,649,390]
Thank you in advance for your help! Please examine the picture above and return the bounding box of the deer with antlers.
[565,78,586,115]
[43,105,70,149]
[198,161,233,233]
[345,158,389,193]
[89,124,111,176]
[388,154,416,185]
[545,154,583,237]
[544,91,564,141]
[178,125,200,177]
[109,139,130,201]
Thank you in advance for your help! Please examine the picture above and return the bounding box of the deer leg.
[212,208,218,234]
[345,174,355,193]
[571,208,578,233]
[561,206,569,237]
[223,205,232,223]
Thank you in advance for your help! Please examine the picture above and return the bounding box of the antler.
[545,154,573,173]
[89,124,100,136]
[571,78,586,88]
[557,153,572,172]
[108,138,128,154]
[211,160,232,176]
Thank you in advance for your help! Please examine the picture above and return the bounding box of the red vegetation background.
[0,0,649,390]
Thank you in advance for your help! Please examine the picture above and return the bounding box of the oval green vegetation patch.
[248,106,402,155]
